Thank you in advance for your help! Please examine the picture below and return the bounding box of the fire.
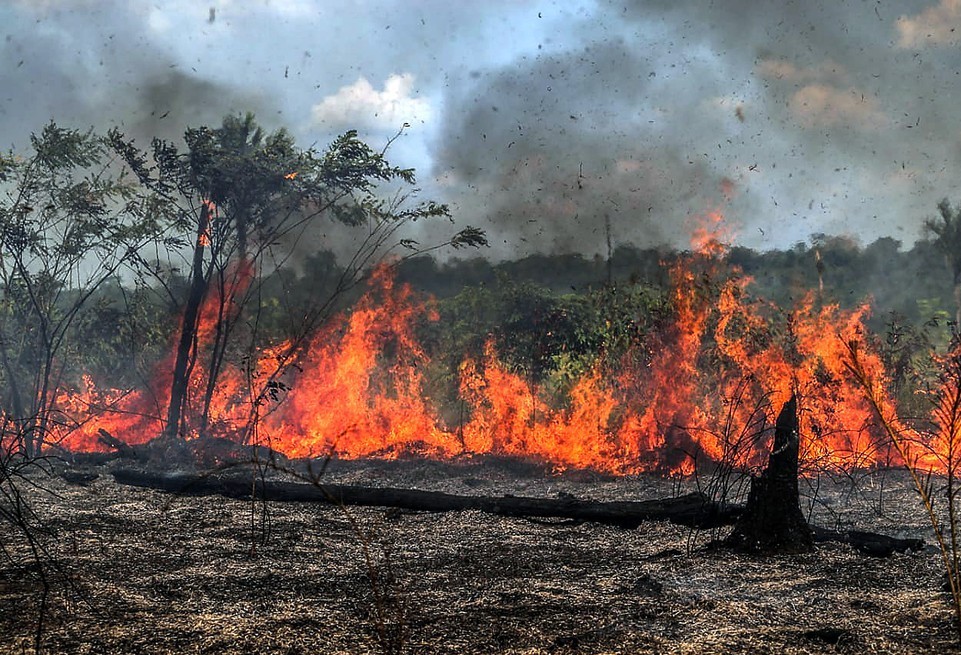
[457,345,620,471]
[49,211,951,476]
[59,258,255,451]
[689,210,731,258]
[261,268,457,459]
[198,198,217,247]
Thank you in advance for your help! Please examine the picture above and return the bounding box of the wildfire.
[52,211,944,476]
[198,199,217,247]
[689,210,731,258]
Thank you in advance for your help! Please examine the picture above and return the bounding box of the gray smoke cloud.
[431,0,961,256]
[433,36,749,257]
[0,1,268,150]
[3,0,961,259]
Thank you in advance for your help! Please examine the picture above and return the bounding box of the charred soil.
[1,459,956,654]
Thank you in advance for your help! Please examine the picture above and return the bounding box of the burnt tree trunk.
[727,394,813,554]
[164,201,212,441]
[110,468,741,529]
[104,463,922,555]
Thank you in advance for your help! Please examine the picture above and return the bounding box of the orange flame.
[49,211,951,476]
[197,199,218,247]
[59,259,254,450]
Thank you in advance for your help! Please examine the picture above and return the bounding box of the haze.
[1,0,954,259]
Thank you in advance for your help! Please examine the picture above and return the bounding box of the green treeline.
[1,115,956,450]
[70,232,956,406]
[398,236,949,330]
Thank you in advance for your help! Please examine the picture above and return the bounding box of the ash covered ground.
[1,458,956,654]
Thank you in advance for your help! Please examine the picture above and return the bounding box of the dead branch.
[810,525,925,558]
[110,468,741,529]
[109,467,927,553]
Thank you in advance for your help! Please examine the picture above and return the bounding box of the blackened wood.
[164,201,212,441]
[60,469,100,486]
[97,429,140,459]
[110,467,924,553]
[110,468,742,529]
[810,526,925,557]
[727,395,814,553]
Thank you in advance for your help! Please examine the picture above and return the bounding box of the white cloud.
[146,6,173,33]
[789,84,886,129]
[896,0,961,48]
[309,74,434,131]
[755,58,847,85]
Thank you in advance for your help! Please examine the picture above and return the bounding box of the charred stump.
[727,394,813,554]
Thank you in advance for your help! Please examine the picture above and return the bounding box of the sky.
[1,0,959,260]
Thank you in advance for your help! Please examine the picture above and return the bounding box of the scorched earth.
[0,457,955,654]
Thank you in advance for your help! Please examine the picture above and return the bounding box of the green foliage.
[925,198,961,284]
[422,276,666,419]
[73,282,174,386]
[0,122,164,453]
[435,278,580,378]
[540,283,669,403]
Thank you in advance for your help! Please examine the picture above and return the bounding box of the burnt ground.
[1,457,957,654]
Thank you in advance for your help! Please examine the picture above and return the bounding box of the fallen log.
[109,469,928,553]
[98,429,140,459]
[110,468,742,529]
[810,526,925,558]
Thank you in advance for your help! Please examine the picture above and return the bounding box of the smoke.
[0,1,268,150]
[432,0,961,256]
[4,0,961,260]
[432,37,744,258]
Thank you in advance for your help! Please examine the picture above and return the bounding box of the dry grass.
[0,459,956,654]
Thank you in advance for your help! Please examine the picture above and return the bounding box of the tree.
[0,123,164,653]
[0,123,161,456]
[924,198,961,330]
[109,113,485,444]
